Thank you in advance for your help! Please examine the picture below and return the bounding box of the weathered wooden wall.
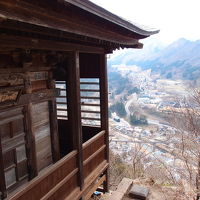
[0,50,60,198]
[0,107,28,194]
[0,48,109,199]
[32,102,53,171]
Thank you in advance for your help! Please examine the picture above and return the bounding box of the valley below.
[106,38,200,198]
[108,63,198,192]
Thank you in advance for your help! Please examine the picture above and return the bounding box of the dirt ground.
[97,178,187,200]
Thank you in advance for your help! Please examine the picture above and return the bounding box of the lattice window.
[80,78,101,127]
[56,81,68,120]
[56,79,101,127]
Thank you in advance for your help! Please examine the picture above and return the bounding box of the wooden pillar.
[0,135,6,199]
[67,51,84,189]
[24,74,38,179]
[99,54,109,192]
[48,71,60,162]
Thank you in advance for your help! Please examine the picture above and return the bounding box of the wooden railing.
[8,151,78,200]
[83,131,106,179]
[7,131,108,200]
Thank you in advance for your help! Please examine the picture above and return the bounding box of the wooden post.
[67,51,84,190]
[0,134,7,199]
[99,54,109,192]
[48,71,60,162]
[24,74,38,179]
[49,100,60,162]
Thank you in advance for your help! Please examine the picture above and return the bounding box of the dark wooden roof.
[63,0,159,37]
[0,0,159,52]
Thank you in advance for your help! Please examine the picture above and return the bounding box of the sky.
[90,0,200,45]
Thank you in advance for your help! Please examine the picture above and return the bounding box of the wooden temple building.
[0,0,158,199]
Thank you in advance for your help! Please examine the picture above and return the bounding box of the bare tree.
[168,89,200,199]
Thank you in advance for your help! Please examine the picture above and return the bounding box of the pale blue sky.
[90,0,200,44]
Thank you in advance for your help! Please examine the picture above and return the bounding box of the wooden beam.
[23,104,38,179]
[0,133,7,199]
[0,19,121,50]
[0,1,142,44]
[48,72,60,162]
[82,131,105,150]
[17,89,60,106]
[0,35,105,54]
[23,74,38,179]
[66,51,84,189]
[99,54,109,192]
[0,67,51,74]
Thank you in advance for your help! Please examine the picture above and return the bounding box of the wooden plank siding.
[83,131,106,179]
[5,129,108,200]
[7,151,78,200]
[32,102,53,172]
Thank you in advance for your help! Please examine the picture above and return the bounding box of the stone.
[117,178,133,194]
[129,185,149,200]
[104,178,133,200]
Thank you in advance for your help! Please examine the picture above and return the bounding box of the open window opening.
[56,81,68,120]
[80,78,101,143]
[54,53,103,157]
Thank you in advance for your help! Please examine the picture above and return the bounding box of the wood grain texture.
[48,73,60,162]
[23,74,38,180]
[0,107,29,194]
[18,89,60,105]
[8,151,78,200]
[0,35,105,54]
[99,54,109,192]
[0,0,142,45]
[67,51,84,189]
[0,129,7,199]
[32,101,53,172]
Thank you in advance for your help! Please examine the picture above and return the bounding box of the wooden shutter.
[0,107,28,192]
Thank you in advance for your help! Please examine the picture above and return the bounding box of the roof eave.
[60,0,159,37]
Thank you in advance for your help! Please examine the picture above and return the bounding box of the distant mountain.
[109,37,165,65]
[109,38,200,81]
